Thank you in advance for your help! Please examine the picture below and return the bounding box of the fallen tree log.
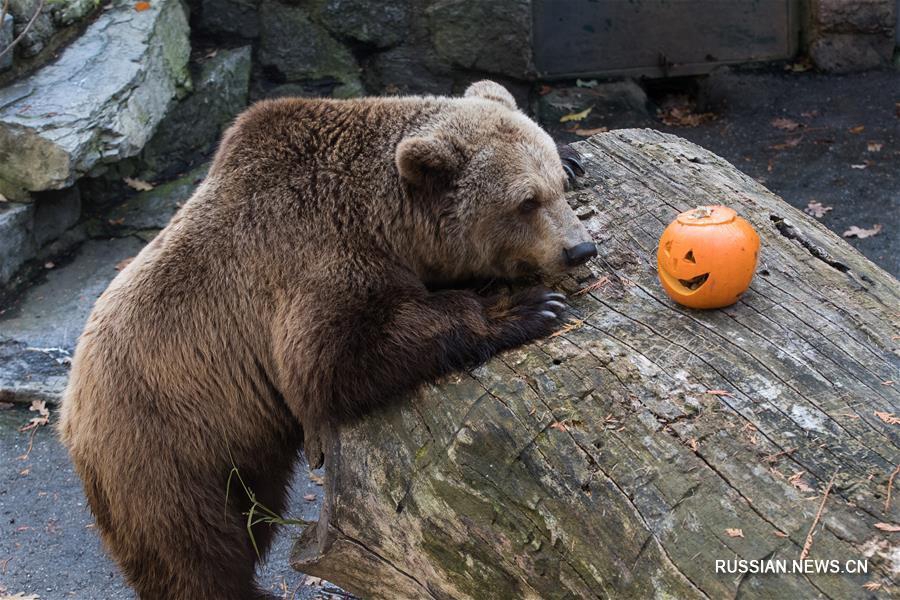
[291,129,900,599]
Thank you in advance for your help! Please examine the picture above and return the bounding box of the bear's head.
[396,81,596,283]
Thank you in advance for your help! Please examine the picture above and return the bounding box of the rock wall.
[807,0,897,72]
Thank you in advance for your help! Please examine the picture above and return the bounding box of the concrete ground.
[0,66,897,599]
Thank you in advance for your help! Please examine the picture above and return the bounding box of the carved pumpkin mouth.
[677,272,709,291]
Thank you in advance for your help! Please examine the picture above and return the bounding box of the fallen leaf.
[303,494,316,502]
[862,581,882,591]
[850,163,868,170]
[575,79,598,88]
[705,390,733,396]
[875,411,900,425]
[770,137,802,150]
[725,528,744,538]
[848,125,865,134]
[19,468,29,476]
[804,201,832,218]
[115,257,134,271]
[800,110,819,118]
[771,117,800,131]
[773,531,789,538]
[124,177,154,191]
[784,61,811,73]
[134,1,150,11]
[560,107,592,123]
[867,141,883,153]
[842,224,883,239]
[19,400,50,432]
[205,49,218,59]
[874,522,900,532]
[43,261,55,269]
[659,106,715,127]
[1,593,40,600]
[789,471,815,493]
[0,192,7,202]
[883,380,895,386]
[574,126,608,136]
[550,421,569,432]
[108,217,125,226]
[308,471,324,485]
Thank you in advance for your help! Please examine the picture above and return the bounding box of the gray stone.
[314,0,409,48]
[815,0,894,34]
[258,0,361,89]
[363,45,454,96]
[106,164,207,232]
[0,235,145,402]
[1,13,13,71]
[140,47,251,177]
[809,33,894,72]
[5,0,98,58]
[7,0,55,57]
[0,0,191,193]
[0,202,34,285]
[426,0,533,79]
[0,236,145,350]
[198,0,260,39]
[33,187,81,247]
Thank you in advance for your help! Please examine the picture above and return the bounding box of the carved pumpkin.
[657,205,760,309]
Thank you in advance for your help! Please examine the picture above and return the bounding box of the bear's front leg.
[273,278,567,430]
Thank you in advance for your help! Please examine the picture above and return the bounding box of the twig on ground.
[884,464,900,513]
[0,0,45,62]
[799,470,838,560]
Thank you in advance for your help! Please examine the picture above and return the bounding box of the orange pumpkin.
[657,205,760,309]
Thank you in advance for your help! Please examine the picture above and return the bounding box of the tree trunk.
[291,129,900,599]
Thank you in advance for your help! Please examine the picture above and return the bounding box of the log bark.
[291,129,900,599]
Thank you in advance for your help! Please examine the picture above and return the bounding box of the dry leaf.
[303,493,316,502]
[549,421,569,432]
[308,471,324,485]
[0,192,8,202]
[804,201,832,218]
[842,224,883,239]
[848,125,865,134]
[800,110,819,118]
[705,390,733,396]
[862,581,882,591]
[124,177,154,191]
[725,528,744,538]
[875,411,900,425]
[574,126,608,136]
[770,137,801,150]
[134,1,150,11]
[867,141,883,153]
[874,522,900,532]
[773,531,789,538]
[771,117,800,131]
[1,594,41,600]
[20,400,50,432]
[115,257,134,271]
[788,471,815,493]
[560,107,592,123]
[659,106,715,127]
[108,217,125,226]
[850,163,868,169]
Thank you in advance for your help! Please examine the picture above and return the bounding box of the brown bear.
[59,80,597,599]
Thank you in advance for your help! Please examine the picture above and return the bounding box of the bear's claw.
[557,144,586,186]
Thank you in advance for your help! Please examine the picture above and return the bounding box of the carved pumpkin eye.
[519,197,540,214]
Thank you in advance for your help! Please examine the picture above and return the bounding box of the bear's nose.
[564,242,598,267]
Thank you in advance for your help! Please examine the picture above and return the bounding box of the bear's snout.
[563,242,598,267]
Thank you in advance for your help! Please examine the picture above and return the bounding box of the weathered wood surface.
[291,129,900,599]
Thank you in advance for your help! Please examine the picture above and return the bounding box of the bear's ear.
[464,80,517,110]
[395,136,460,185]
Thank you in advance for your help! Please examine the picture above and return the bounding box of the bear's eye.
[519,197,540,214]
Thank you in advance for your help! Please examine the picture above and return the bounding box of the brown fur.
[58,81,593,599]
